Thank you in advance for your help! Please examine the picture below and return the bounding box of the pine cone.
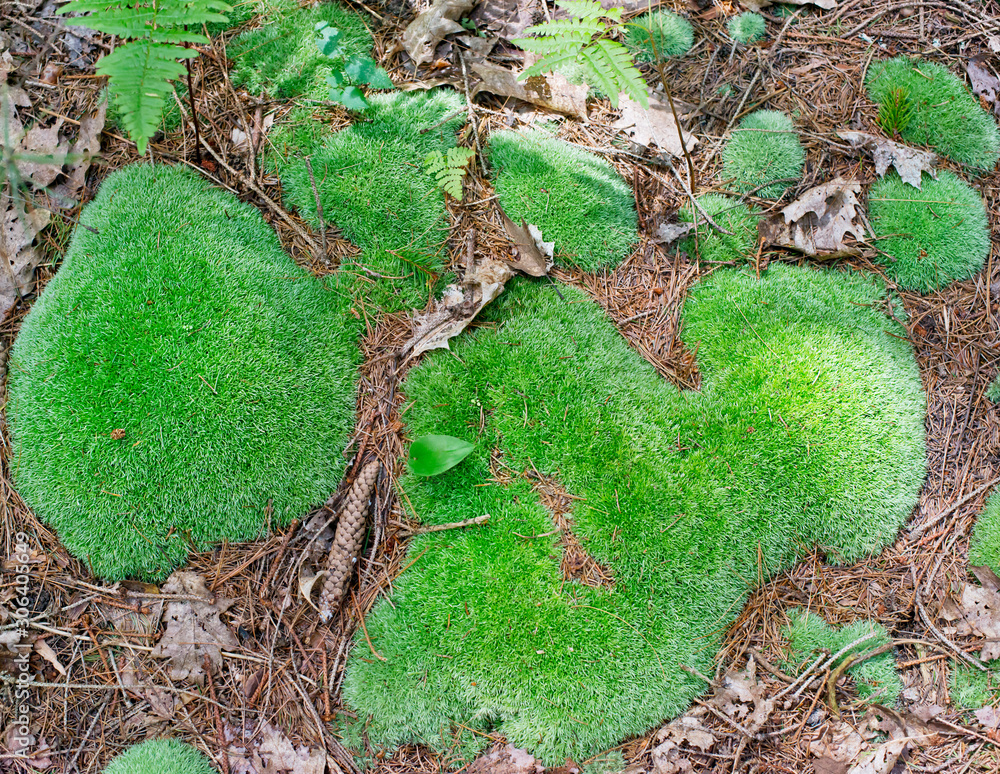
[319,460,379,621]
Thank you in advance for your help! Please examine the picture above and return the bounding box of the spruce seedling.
[315,21,394,111]
[876,86,914,137]
[424,146,475,201]
[59,0,231,155]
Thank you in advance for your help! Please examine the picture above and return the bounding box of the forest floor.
[2,0,1000,772]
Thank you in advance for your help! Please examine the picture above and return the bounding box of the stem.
[184,46,202,165]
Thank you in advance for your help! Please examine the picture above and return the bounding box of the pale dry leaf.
[467,744,544,774]
[813,758,850,774]
[499,206,553,276]
[975,705,1000,730]
[51,101,106,205]
[758,178,865,258]
[847,737,907,774]
[402,0,476,66]
[469,58,588,120]
[251,722,327,774]
[839,131,937,189]
[16,119,70,188]
[807,715,879,764]
[657,715,715,752]
[526,224,554,261]
[150,570,238,685]
[711,661,774,732]
[650,737,694,774]
[655,221,695,245]
[1,189,51,320]
[0,629,23,653]
[32,638,66,676]
[940,566,1000,661]
[612,92,697,158]
[297,569,326,605]
[469,0,539,40]
[966,55,1000,117]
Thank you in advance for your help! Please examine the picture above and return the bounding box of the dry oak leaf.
[499,204,554,277]
[940,565,1000,661]
[654,221,695,245]
[250,722,327,774]
[150,570,238,685]
[1,189,51,321]
[50,101,107,206]
[401,0,476,66]
[759,178,865,258]
[469,58,588,120]
[613,92,697,158]
[966,55,1000,118]
[467,744,544,774]
[468,0,539,40]
[839,131,937,189]
[16,119,70,189]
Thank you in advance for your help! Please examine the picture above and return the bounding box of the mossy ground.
[728,12,767,44]
[950,660,1000,710]
[103,739,215,774]
[866,57,1000,171]
[624,10,694,62]
[868,170,990,294]
[784,609,902,705]
[970,489,1000,575]
[986,376,1000,403]
[343,263,926,764]
[7,164,360,581]
[487,128,638,271]
[272,91,466,312]
[677,193,760,263]
[722,110,804,198]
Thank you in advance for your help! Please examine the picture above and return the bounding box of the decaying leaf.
[967,55,1000,117]
[401,0,476,66]
[743,0,836,10]
[468,0,539,41]
[467,744,544,774]
[940,565,1000,661]
[16,118,70,188]
[469,58,588,120]
[231,111,275,154]
[613,92,697,158]
[150,570,239,685]
[1,189,51,320]
[499,206,554,277]
[839,131,937,189]
[758,178,865,258]
[655,221,695,245]
[33,638,66,676]
[713,661,775,733]
[975,705,1000,730]
[227,722,327,774]
[51,102,107,205]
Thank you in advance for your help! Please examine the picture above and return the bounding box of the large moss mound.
[970,489,1000,575]
[104,739,215,774]
[8,164,360,581]
[343,263,926,764]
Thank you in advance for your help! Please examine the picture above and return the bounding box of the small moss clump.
[625,10,694,62]
[678,194,760,263]
[227,2,372,101]
[987,376,1000,403]
[722,110,804,199]
[868,170,990,294]
[104,739,215,774]
[8,165,360,581]
[867,57,1000,171]
[785,609,902,705]
[950,660,1000,710]
[488,129,638,271]
[728,12,767,44]
[970,489,1000,575]
[272,90,465,312]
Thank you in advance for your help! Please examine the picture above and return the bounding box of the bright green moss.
[950,660,1000,710]
[227,2,372,101]
[784,609,902,705]
[866,57,1000,171]
[970,489,1000,575]
[104,740,215,774]
[678,193,760,263]
[728,12,766,44]
[624,10,694,62]
[8,164,360,581]
[868,170,990,294]
[986,376,1000,403]
[722,110,804,198]
[272,91,465,312]
[343,263,926,764]
[487,129,638,271]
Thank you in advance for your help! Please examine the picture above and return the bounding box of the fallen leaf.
[469,58,588,120]
[32,638,66,676]
[813,758,850,774]
[250,723,328,774]
[975,705,1000,730]
[402,0,476,66]
[657,715,716,752]
[613,92,698,158]
[499,206,553,277]
[468,0,539,40]
[654,221,695,245]
[758,178,865,258]
[150,570,239,685]
[743,0,836,10]
[39,62,61,87]
[839,131,937,189]
[467,744,543,774]
[51,101,107,206]
[16,119,70,188]
[940,566,1000,661]
[297,569,326,606]
[967,55,1000,117]
[808,718,875,763]
[1,189,51,320]
[713,661,775,732]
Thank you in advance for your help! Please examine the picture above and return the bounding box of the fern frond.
[424,147,474,200]
[514,33,592,56]
[590,39,647,108]
[521,47,584,79]
[60,0,229,40]
[519,17,604,40]
[98,40,195,154]
[557,0,614,22]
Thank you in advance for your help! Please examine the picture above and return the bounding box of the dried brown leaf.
[469,58,588,120]
[150,570,239,685]
[1,190,50,320]
[975,705,1000,730]
[941,566,1000,661]
[401,0,476,66]
[51,102,106,205]
[467,744,544,774]
[743,0,836,10]
[612,92,697,158]
[469,0,539,40]
[967,55,1000,117]
[759,178,865,258]
[32,638,66,676]
[16,119,70,188]
[499,206,553,277]
[839,131,937,189]
[654,221,695,245]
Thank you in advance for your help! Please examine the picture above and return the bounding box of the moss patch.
[970,489,1000,575]
[8,164,360,581]
[722,110,804,198]
[272,90,465,312]
[487,129,638,271]
[104,739,215,774]
[866,57,1000,171]
[343,263,926,764]
[784,609,902,705]
[678,194,760,263]
[728,12,766,44]
[950,660,1000,710]
[227,1,372,101]
[986,376,1000,403]
[868,170,990,294]
[624,10,694,62]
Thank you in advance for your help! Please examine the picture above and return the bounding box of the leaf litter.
[839,131,937,189]
[758,178,865,258]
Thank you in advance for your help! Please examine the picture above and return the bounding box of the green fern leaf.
[591,39,647,107]
[521,47,584,79]
[98,40,195,154]
[60,0,229,40]
[514,33,591,57]
[557,0,614,22]
[518,17,604,39]
[424,147,474,200]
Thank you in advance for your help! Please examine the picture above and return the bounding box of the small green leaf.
[327,70,345,88]
[408,435,474,477]
[340,85,369,111]
[316,24,343,58]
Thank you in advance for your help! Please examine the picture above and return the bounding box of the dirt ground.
[2,0,1000,772]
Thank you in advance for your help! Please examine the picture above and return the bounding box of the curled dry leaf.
[150,570,239,685]
[469,57,588,120]
[655,221,695,245]
[940,565,1000,661]
[499,205,554,277]
[966,55,1000,118]
[758,178,865,258]
[16,119,70,188]
[1,189,51,320]
[401,0,476,66]
[839,131,937,189]
[227,722,328,774]
[613,92,698,158]
[467,744,544,774]
[32,638,66,676]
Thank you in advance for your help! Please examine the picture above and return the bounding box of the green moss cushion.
[728,12,766,44]
[868,170,990,294]
[970,489,1000,575]
[343,263,926,764]
[678,193,760,262]
[104,740,215,774]
[624,10,694,62]
[867,57,1000,171]
[722,110,804,198]
[487,129,638,271]
[227,1,372,101]
[272,91,465,312]
[8,164,360,581]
